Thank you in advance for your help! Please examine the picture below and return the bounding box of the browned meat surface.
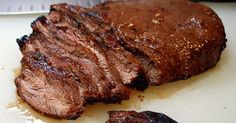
[15,0,226,120]
[95,0,226,85]
[106,110,177,123]
[15,13,131,119]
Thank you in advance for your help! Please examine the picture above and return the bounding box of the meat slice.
[15,13,130,119]
[95,0,227,85]
[15,51,84,119]
[50,4,148,90]
[106,110,177,123]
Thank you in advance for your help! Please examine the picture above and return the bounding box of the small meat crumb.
[137,95,145,101]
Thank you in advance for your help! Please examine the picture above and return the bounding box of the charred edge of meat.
[49,5,57,12]
[128,70,148,91]
[142,111,177,123]
[31,16,47,33]
[107,110,178,123]
[80,11,102,20]
[66,112,82,120]
[31,16,47,27]
[103,94,129,104]
[222,38,227,52]
[79,70,130,104]
[16,35,29,49]
[85,97,98,105]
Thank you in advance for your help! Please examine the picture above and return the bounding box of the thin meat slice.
[106,110,177,123]
[15,51,85,119]
[21,33,101,103]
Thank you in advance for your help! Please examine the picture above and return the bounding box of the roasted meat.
[15,0,226,119]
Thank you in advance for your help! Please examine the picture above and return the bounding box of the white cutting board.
[0,2,236,123]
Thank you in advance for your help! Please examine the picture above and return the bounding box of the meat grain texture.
[15,0,226,119]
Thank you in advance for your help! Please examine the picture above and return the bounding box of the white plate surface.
[0,2,236,123]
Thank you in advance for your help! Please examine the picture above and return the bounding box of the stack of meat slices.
[15,0,226,119]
